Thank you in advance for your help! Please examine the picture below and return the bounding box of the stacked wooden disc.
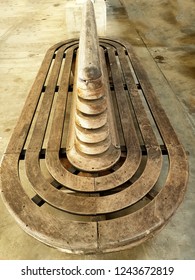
[66,0,121,172]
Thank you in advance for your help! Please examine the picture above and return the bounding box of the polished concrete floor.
[0,0,194,259]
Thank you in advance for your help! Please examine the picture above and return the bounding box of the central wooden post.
[66,0,120,172]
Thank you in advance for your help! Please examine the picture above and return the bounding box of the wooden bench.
[0,0,188,253]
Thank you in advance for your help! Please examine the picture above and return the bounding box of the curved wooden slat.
[45,43,96,191]
[94,44,142,190]
[45,42,141,192]
[98,139,188,252]
[1,154,97,254]
[24,40,162,215]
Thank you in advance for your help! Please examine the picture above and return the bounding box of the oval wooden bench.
[0,37,188,253]
[0,0,188,253]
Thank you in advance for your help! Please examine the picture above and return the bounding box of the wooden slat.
[24,41,155,214]
[90,42,162,213]
[26,45,66,151]
[5,48,54,154]
[5,39,78,154]
[1,153,97,253]
[45,44,96,191]
[94,45,142,190]
[21,42,100,213]
[98,144,188,252]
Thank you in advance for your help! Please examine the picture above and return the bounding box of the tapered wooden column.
[66,0,121,172]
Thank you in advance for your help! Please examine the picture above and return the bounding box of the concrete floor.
[0,0,194,260]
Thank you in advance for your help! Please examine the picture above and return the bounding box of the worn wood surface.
[0,38,188,253]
